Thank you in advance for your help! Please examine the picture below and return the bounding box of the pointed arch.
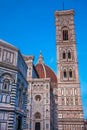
[62,51,66,59]
[63,69,67,78]
[34,112,41,119]
[69,68,73,78]
[68,51,71,59]
[62,26,69,41]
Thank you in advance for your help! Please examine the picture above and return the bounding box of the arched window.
[6,95,10,103]
[69,70,72,78]
[63,52,66,59]
[63,70,67,78]
[63,30,68,41]
[68,51,71,59]
[3,79,9,90]
[35,112,41,119]
[35,95,41,101]
[2,95,6,103]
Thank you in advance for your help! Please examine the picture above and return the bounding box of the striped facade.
[0,40,28,130]
[0,9,85,130]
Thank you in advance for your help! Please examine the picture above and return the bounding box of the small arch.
[35,95,41,101]
[62,51,66,59]
[68,51,71,59]
[62,26,69,41]
[1,72,12,78]
[35,112,41,119]
[2,95,6,102]
[61,97,65,105]
[69,69,73,78]
[6,95,10,103]
[63,69,67,78]
[3,79,10,90]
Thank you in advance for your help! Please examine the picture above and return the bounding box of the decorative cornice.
[0,39,18,51]
[55,10,74,16]
[0,62,18,71]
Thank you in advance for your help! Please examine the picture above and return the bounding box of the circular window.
[35,95,41,101]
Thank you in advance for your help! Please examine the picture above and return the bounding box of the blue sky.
[0,0,87,119]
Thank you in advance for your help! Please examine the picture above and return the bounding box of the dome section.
[35,63,57,83]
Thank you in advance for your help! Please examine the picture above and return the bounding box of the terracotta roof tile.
[35,63,57,83]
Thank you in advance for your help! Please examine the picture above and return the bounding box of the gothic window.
[63,30,68,41]
[35,112,41,119]
[35,95,41,101]
[68,51,71,59]
[69,69,72,78]
[3,79,9,90]
[63,70,67,78]
[63,52,66,59]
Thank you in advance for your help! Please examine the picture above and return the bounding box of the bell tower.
[55,10,84,130]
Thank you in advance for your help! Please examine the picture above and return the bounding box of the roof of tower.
[55,9,74,16]
[35,53,57,83]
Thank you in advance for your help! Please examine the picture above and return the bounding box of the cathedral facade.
[0,9,85,130]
